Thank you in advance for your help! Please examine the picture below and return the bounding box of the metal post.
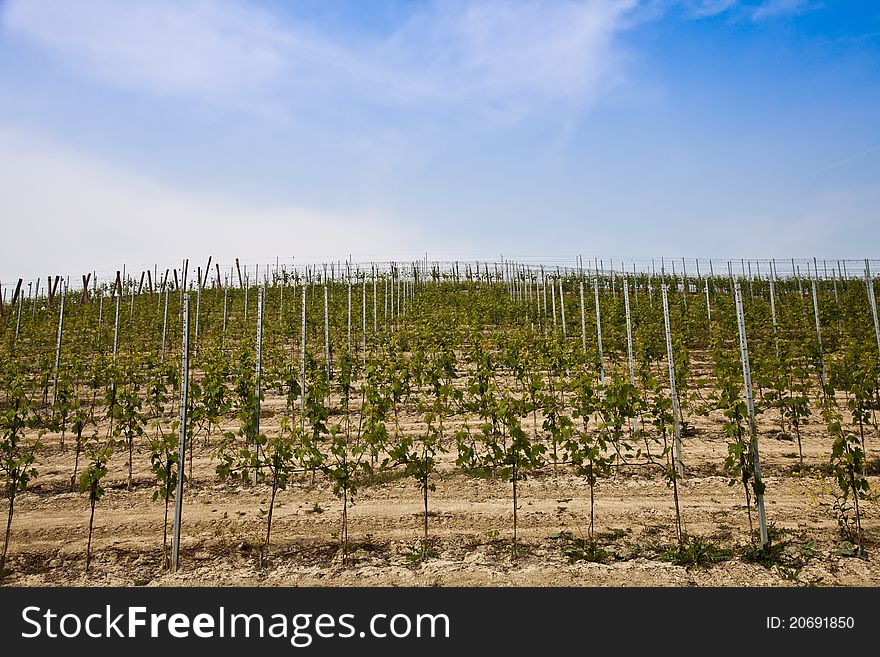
[734,283,769,549]
[542,268,547,317]
[810,276,826,387]
[594,276,605,385]
[324,285,331,381]
[535,273,541,328]
[194,276,201,354]
[362,277,367,362]
[704,277,711,323]
[171,293,190,572]
[681,256,688,313]
[747,260,754,303]
[767,263,778,355]
[253,287,263,486]
[661,285,684,478]
[865,260,880,359]
[51,284,66,406]
[611,264,616,302]
[158,286,169,362]
[579,281,587,354]
[559,278,567,339]
[113,294,121,358]
[623,277,638,432]
[222,284,228,347]
[301,286,307,432]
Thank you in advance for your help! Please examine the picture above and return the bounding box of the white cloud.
[1,0,637,119]
[384,1,637,115]
[685,0,738,19]
[0,130,427,285]
[1,0,300,100]
[752,0,808,20]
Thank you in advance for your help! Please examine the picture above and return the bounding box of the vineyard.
[1,257,879,587]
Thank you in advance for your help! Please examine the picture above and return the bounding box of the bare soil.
[2,394,878,587]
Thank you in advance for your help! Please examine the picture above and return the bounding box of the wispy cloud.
[383,1,638,116]
[671,0,814,23]
[0,129,429,282]
[752,0,809,21]
[0,0,300,99]
[1,0,638,120]
[684,0,739,19]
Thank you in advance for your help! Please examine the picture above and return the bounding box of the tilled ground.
[2,401,878,587]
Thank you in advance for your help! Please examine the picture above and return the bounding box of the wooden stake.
[12,278,23,306]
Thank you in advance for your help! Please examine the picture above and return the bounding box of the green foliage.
[564,538,613,564]
[564,368,609,538]
[0,357,44,575]
[710,325,762,540]
[78,443,112,503]
[190,345,231,446]
[3,264,880,576]
[147,412,178,567]
[107,355,148,490]
[821,391,869,556]
[78,440,113,572]
[390,344,455,547]
[660,535,734,568]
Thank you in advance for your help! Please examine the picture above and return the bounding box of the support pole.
[112,294,121,358]
[324,285,331,382]
[623,277,638,433]
[301,286,307,433]
[171,293,190,572]
[662,285,684,478]
[51,284,66,406]
[253,287,263,486]
[865,260,880,360]
[769,262,779,355]
[559,278,567,339]
[579,281,587,354]
[222,284,228,347]
[810,276,826,388]
[160,287,169,363]
[594,276,605,385]
[734,283,769,549]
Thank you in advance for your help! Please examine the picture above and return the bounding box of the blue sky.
[1,0,878,283]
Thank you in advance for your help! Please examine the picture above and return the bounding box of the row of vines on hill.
[1,258,878,573]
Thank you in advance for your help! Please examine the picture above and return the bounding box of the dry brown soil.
[2,392,879,587]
